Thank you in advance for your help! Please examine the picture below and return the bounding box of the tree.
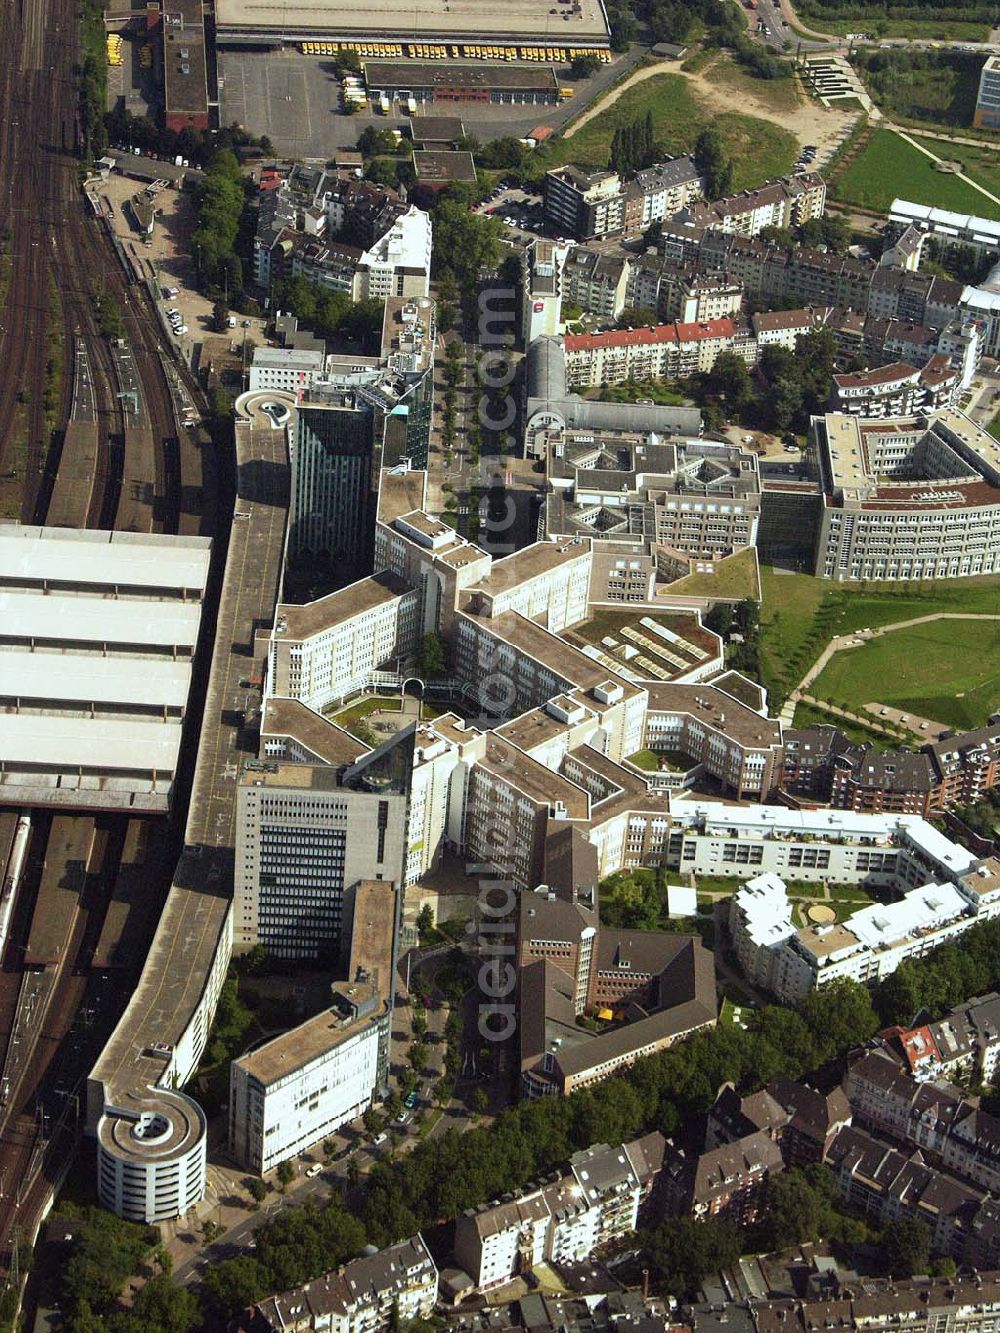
[416,903,435,940]
[430,194,503,307]
[643,1217,742,1297]
[617,306,658,329]
[704,603,734,638]
[130,1274,199,1333]
[570,53,600,78]
[409,1041,429,1072]
[880,1216,930,1277]
[416,632,448,677]
[693,127,734,200]
[276,1160,295,1191]
[247,1177,267,1203]
[363,1106,382,1134]
[471,1086,489,1115]
[212,299,229,332]
[800,978,878,1065]
[705,350,754,417]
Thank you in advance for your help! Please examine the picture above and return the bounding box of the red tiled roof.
[565,317,736,353]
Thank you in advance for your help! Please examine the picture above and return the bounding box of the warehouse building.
[214,0,610,53]
[363,61,562,106]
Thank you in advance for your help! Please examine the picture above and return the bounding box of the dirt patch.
[565,52,855,161]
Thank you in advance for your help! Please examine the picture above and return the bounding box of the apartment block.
[685,172,826,237]
[453,1133,665,1290]
[563,318,753,387]
[723,813,1000,1002]
[522,239,571,345]
[560,248,630,321]
[975,55,1000,128]
[254,1235,438,1333]
[622,158,704,233]
[660,1130,783,1223]
[831,356,959,417]
[543,167,626,241]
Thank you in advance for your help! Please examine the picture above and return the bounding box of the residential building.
[543,167,626,241]
[684,173,826,237]
[522,239,571,345]
[453,1133,665,1290]
[622,157,704,234]
[707,1077,852,1166]
[563,318,754,387]
[830,357,959,417]
[356,205,432,301]
[253,1235,438,1333]
[561,248,630,321]
[752,307,830,350]
[660,1130,784,1222]
[721,810,1000,1002]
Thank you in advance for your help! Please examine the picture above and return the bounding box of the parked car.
[305,1163,322,1177]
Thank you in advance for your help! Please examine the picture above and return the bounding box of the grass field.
[811,618,1000,730]
[701,54,804,115]
[546,73,799,191]
[806,16,989,40]
[912,135,1000,201]
[760,565,1000,706]
[832,130,1000,219]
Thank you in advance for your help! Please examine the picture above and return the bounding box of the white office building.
[229,982,385,1174]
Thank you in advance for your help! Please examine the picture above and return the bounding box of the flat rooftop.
[0,591,202,649]
[413,151,477,184]
[0,713,182,772]
[261,698,368,766]
[216,0,609,41]
[233,985,384,1086]
[275,571,413,640]
[162,0,209,117]
[0,651,190,710]
[365,61,561,90]
[0,525,211,594]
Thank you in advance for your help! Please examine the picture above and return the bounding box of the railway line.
[0,0,229,1269]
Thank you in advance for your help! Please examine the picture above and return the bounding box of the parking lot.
[475,185,546,238]
[218,45,643,159]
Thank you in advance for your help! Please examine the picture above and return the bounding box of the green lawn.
[760,565,1000,707]
[758,565,827,697]
[832,130,1000,219]
[330,696,402,723]
[626,748,662,772]
[811,618,1000,730]
[990,413,1000,443]
[912,135,1000,201]
[668,546,760,601]
[547,73,799,191]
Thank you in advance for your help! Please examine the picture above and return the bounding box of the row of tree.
[609,113,658,177]
[190,149,249,298]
